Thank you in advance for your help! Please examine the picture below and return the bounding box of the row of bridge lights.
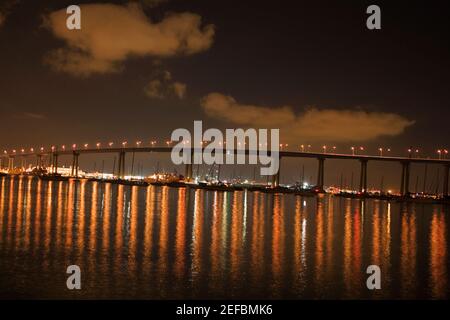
[2,142,449,159]
[297,145,449,159]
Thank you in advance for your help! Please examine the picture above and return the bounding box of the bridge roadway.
[1,147,449,197]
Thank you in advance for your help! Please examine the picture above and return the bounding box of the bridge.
[1,146,449,197]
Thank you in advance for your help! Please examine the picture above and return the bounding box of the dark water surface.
[0,175,448,299]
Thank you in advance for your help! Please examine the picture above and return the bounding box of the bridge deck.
[1,147,450,165]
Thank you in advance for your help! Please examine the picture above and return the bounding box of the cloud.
[44,2,215,76]
[0,0,20,27]
[140,0,168,8]
[172,82,187,99]
[144,70,187,99]
[145,79,165,99]
[13,112,47,120]
[201,93,415,143]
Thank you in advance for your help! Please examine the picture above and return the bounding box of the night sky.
[0,0,449,190]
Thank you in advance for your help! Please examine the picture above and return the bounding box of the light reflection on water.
[0,175,448,299]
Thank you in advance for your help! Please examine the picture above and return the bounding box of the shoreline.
[1,173,449,205]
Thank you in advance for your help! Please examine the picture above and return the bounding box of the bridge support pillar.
[185,163,193,182]
[400,161,411,197]
[118,151,126,179]
[8,157,14,172]
[271,156,282,188]
[443,165,449,198]
[272,171,280,188]
[71,153,79,177]
[49,154,53,172]
[52,154,59,174]
[36,155,42,169]
[359,160,368,193]
[317,157,325,192]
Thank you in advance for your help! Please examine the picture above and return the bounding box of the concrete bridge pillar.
[118,151,126,179]
[52,154,59,174]
[36,155,42,169]
[359,160,368,193]
[317,157,325,192]
[271,156,282,188]
[400,161,411,197]
[8,157,14,172]
[443,165,449,198]
[185,163,193,182]
[71,153,79,177]
[272,171,280,188]
[49,154,53,172]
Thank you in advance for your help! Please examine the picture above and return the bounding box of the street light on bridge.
[351,146,355,155]
[437,149,442,160]
[108,142,114,147]
[136,141,142,147]
[96,142,101,149]
[72,144,77,150]
[322,145,327,154]
[378,148,383,157]
[122,141,127,147]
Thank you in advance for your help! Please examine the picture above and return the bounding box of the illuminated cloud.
[201,93,415,143]
[145,80,165,99]
[144,70,187,99]
[13,112,47,120]
[0,0,20,27]
[140,0,168,8]
[44,2,215,76]
[172,82,187,99]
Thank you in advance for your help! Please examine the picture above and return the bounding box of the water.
[0,175,448,299]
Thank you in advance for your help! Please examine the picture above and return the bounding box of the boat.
[115,179,149,187]
[148,180,186,188]
[87,177,107,183]
[188,182,234,192]
[165,181,187,188]
[39,174,70,181]
[260,186,295,194]
[145,172,185,187]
